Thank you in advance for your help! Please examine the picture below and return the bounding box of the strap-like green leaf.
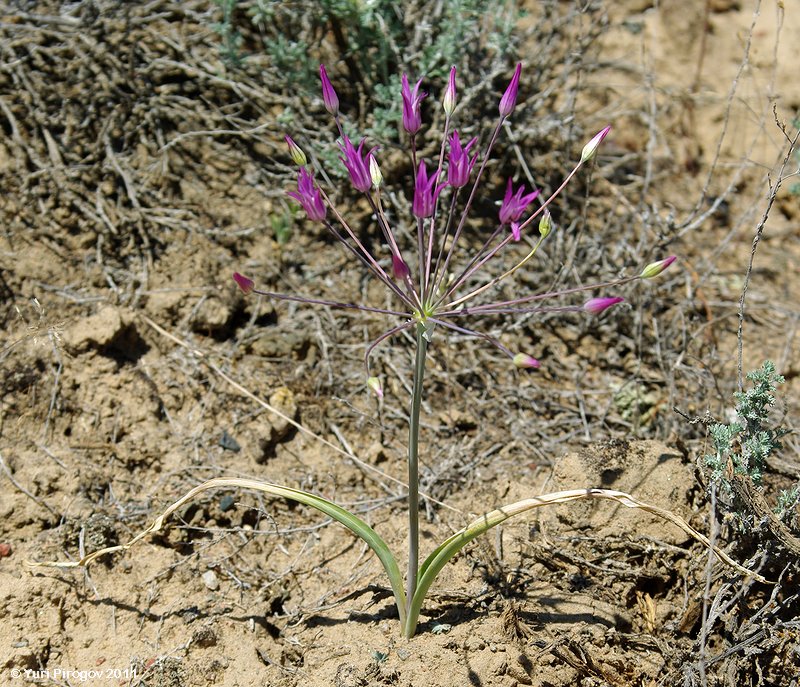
[29,477,407,627]
[404,488,766,637]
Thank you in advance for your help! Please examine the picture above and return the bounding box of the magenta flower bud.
[498,63,522,117]
[233,272,254,295]
[401,73,426,135]
[339,136,376,193]
[284,135,307,166]
[581,125,611,163]
[641,256,677,279]
[499,178,540,240]
[513,353,540,369]
[366,376,383,398]
[412,161,446,219]
[287,167,326,222]
[583,297,625,314]
[392,253,410,281]
[447,131,478,188]
[319,64,339,115]
[442,66,457,116]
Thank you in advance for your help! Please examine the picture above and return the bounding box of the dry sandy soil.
[1,1,799,686]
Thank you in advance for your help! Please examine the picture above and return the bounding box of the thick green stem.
[405,323,428,630]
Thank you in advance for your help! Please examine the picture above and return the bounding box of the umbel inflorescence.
[234,63,676,391]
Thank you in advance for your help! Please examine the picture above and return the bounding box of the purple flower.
[412,161,446,219]
[447,131,478,188]
[498,63,522,117]
[583,297,624,314]
[401,73,426,135]
[287,167,326,222]
[499,179,540,240]
[339,136,376,193]
[319,64,339,115]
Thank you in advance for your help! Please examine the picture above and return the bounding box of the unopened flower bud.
[583,297,624,314]
[369,155,382,188]
[443,66,457,116]
[367,376,383,398]
[233,272,254,295]
[581,125,611,163]
[513,353,540,369]
[499,63,522,117]
[284,135,307,166]
[392,253,410,281]
[319,64,339,116]
[538,210,552,238]
[640,256,677,279]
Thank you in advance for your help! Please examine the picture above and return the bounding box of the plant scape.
[33,63,764,638]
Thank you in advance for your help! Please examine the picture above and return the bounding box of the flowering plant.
[37,63,762,637]
[230,64,700,636]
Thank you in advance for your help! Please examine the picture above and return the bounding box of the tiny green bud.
[580,125,611,163]
[538,210,552,238]
[442,66,456,116]
[435,273,455,299]
[367,376,383,398]
[513,353,540,369]
[369,155,382,188]
[640,255,677,279]
[284,135,307,166]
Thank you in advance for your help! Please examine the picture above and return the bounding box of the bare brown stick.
[736,120,800,391]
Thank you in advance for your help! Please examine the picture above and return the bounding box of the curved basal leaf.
[404,488,766,637]
[29,477,407,628]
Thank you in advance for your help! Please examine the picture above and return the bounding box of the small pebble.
[202,570,219,591]
[192,626,217,648]
[219,430,241,452]
[0,543,12,557]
